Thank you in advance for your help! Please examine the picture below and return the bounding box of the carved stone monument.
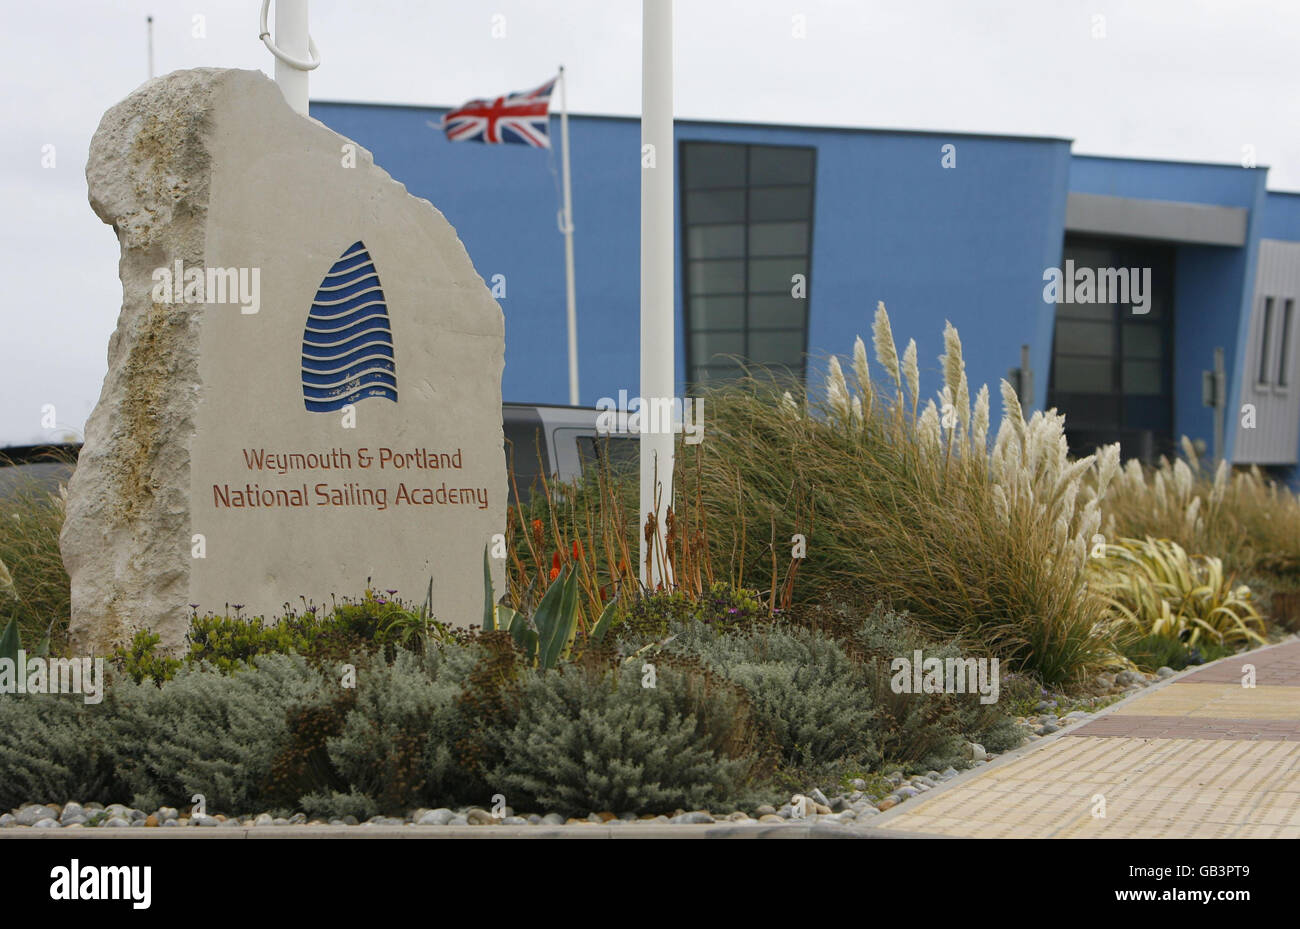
[63,69,506,653]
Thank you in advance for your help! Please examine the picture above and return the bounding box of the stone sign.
[63,68,506,654]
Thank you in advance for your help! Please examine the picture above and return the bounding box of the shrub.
[821,601,1023,769]
[184,590,454,672]
[110,653,335,813]
[619,583,767,640]
[648,620,880,781]
[486,658,772,816]
[1091,537,1267,651]
[0,693,124,809]
[307,648,479,815]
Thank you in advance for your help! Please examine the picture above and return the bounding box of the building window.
[1258,297,1275,386]
[1277,299,1293,388]
[681,142,816,385]
[1047,236,1176,463]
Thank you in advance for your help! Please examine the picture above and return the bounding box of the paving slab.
[871,637,1300,838]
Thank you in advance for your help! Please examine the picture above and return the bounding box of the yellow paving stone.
[1110,682,1300,719]
[877,736,1300,837]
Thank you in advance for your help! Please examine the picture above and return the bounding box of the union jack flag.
[441,76,556,148]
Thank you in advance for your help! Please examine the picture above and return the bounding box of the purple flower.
[386,589,398,596]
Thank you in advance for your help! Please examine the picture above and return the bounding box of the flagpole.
[559,65,579,406]
[640,0,674,588]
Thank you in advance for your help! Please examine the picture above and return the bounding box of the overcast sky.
[2,0,1298,446]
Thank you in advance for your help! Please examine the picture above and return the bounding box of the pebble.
[1157,666,1176,679]
[758,814,785,824]
[103,817,131,828]
[16,805,60,826]
[466,809,496,826]
[541,813,565,826]
[670,811,715,824]
[876,797,898,811]
[448,814,468,826]
[418,809,453,826]
[0,814,15,828]
[254,813,274,827]
[966,742,987,761]
[33,818,60,828]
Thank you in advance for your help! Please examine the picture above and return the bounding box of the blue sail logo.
[302,241,398,412]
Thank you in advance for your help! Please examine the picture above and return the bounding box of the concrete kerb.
[864,633,1298,831]
[0,822,947,840]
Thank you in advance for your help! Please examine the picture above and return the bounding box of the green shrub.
[619,582,767,640]
[486,659,772,816]
[110,653,336,813]
[649,620,880,781]
[185,591,454,672]
[827,602,1023,770]
[0,693,124,809]
[118,629,181,684]
[312,649,477,815]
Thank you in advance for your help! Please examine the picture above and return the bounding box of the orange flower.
[531,519,544,548]
[550,551,561,582]
[571,539,582,561]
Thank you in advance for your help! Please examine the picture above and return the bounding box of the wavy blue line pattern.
[302,241,398,412]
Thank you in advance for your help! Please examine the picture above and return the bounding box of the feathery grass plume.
[999,378,1025,443]
[1184,495,1202,536]
[1180,436,1200,472]
[1173,458,1193,502]
[872,302,902,404]
[781,390,800,420]
[1211,458,1229,506]
[902,338,919,421]
[825,355,851,421]
[1094,443,1121,499]
[851,395,863,427]
[0,556,16,600]
[940,320,971,441]
[852,335,873,416]
[917,399,941,455]
[971,384,990,453]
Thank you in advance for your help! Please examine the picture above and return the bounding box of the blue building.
[311,100,1300,479]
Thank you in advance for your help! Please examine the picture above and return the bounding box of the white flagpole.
[559,66,579,406]
[146,15,154,80]
[260,0,315,115]
[639,0,674,588]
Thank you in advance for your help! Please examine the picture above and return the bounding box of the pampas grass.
[0,453,73,652]
[680,306,1122,684]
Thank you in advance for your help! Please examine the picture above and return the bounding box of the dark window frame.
[1047,234,1177,462]
[680,140,817,388]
